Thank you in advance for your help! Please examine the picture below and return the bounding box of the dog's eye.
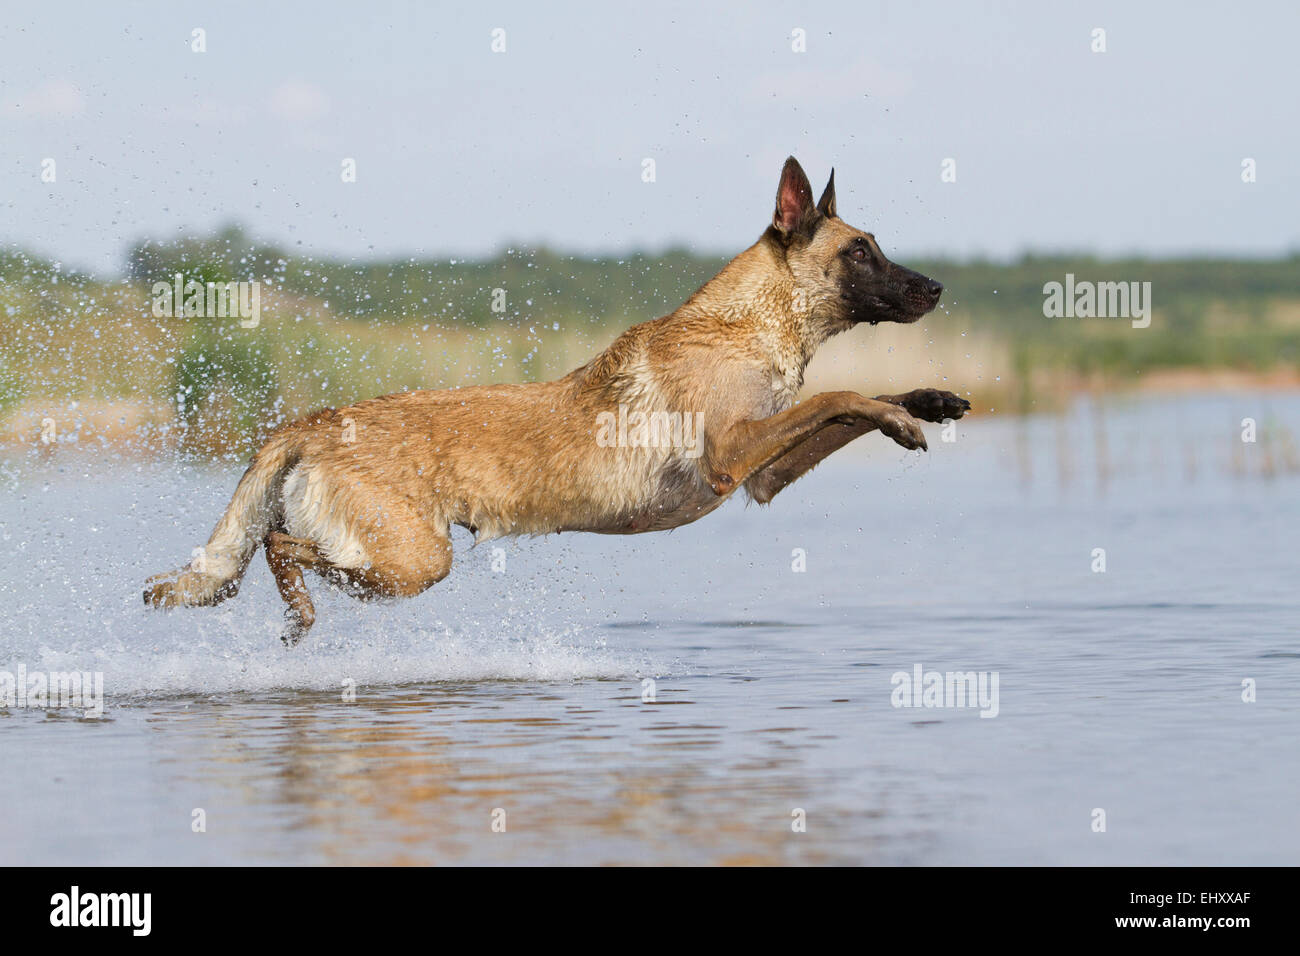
[848,246,867,262]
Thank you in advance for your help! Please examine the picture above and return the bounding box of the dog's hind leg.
[347,521,455,601]
[264,522,455,646]
[264,532,330,646]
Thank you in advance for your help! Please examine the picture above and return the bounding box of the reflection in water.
[1015,395,1300,492]
[142,682,916,865]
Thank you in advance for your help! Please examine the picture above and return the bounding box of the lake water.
[2,393,1297,865]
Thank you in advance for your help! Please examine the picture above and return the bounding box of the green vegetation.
[124,226,721,329]
[173,319,279,458]
[118,228,1300,375]
[904,254,1300,376]
[1,227,1297,455]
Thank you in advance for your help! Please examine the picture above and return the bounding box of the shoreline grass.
[4,236,1298,458]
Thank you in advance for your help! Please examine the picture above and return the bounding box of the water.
[2,393,1297,865]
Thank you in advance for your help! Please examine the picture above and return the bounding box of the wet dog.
[145,157,969,643]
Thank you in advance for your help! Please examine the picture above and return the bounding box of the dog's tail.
[144,432,300,609]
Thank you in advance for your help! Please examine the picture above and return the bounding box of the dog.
[145,157,970,644]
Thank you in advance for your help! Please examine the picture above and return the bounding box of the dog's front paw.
[876,406,928,452]
[899,388,971,424]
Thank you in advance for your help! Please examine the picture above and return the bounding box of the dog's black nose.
[925,279,943,301]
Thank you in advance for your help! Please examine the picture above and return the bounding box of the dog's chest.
[766,363,803,415]
[624,458,727,532]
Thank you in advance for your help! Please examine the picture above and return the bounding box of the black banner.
[8,867,1279,941]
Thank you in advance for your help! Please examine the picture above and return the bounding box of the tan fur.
[144,158,968,643]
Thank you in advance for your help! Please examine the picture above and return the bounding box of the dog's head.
[765,157,942,331]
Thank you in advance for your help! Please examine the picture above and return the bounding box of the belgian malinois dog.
[145,157,969,644]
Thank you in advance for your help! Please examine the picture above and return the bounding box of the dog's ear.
[816,168,837,218]
[773,157,818,239]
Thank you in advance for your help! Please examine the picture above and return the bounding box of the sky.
[1,1,1297,275]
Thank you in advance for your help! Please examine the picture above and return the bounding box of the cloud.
[268,79,331,123]
[2,80,86,117]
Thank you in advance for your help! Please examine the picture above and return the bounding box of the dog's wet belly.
[556,466,729,536]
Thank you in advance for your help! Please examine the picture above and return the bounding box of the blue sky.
[2,1,1296,273]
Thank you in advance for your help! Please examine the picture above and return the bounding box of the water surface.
[2,394,1297,864]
